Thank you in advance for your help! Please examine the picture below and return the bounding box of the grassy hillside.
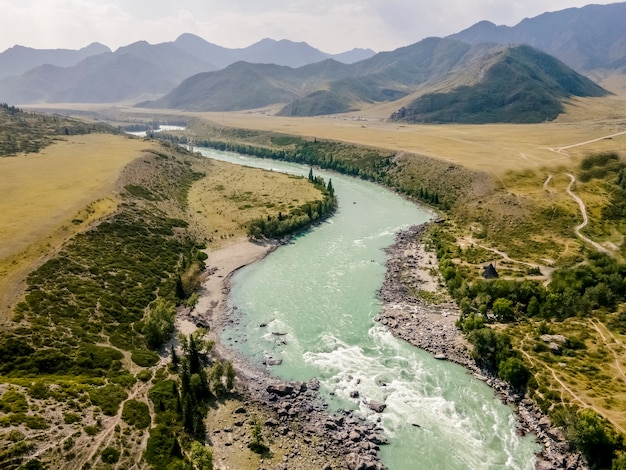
[0,111,140,318]
[391,45,608,124]
[0,112,336,468]
[0,103,115,155]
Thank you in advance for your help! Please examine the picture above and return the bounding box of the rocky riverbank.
[376,225,587,470]
[184,238,388,470]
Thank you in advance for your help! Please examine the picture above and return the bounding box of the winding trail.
[75,354,165,469]
[590,320,626,384]
[565,173,610,254]
[550,130,626,155]
[520,334,626,435]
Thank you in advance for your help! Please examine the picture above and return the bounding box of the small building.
[482,263,499,279]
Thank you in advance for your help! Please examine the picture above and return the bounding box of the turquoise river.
[199,148,539,469]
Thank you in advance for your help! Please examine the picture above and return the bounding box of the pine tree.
[170,345,179,371]
[225,361,235,391]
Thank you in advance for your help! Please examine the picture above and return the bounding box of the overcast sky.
[0,0,621,54]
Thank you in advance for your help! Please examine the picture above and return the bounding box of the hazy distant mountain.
[448,2,626,72]
[0,42,110,80]
[172,34,375,68]
[142,37,607,123]
[0,41,214,103]
[142,58,352,112]
[0,34,375,104]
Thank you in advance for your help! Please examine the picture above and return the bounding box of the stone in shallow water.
[368,401,386,413]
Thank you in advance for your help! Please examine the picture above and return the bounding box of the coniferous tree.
[170,345,179,372]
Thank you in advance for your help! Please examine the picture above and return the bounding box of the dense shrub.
[101,447,120,464]
[144,300,176,350]
[122,400,151,429]
[131,349,160,367]
[0,389,28,413]
[145,424,184,470]
[89,384,128,416]
[553,407,623,469]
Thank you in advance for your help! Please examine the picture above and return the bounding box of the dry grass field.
[187,159,323,249]
[31,86,626,175]
[0,134,156,318]
[77,90,624,176]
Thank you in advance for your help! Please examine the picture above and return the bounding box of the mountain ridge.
[142,38,607,123]
[448,2,626,72]
[0,42,110,81]
[0,34,376,104]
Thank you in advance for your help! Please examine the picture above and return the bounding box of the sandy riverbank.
[188,239,276,330]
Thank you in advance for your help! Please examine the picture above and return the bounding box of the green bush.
[23,414,48,429]
[131,349,160,367]
[498,357,530,390]
[28,382,49,400]
[145,424,184,470]
[0,389,28,413]
[63,412,81,424]
[137,370,153,382]
[122,400,151,429]
[553,406,623,469]
[144,300,176,350]
[148,380,179,417]
[101,446,120,464]
[84,425,100,436]
[89,384,128,416]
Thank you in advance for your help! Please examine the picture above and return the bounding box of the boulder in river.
[368,401,387,413]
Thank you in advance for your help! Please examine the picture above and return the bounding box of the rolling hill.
[142,38,608,123]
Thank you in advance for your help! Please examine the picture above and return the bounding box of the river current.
[198,148,539,469]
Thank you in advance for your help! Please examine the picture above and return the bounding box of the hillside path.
[590,320,626,384]
[565,173,610,254]
[520,333,626,434]
[550,130,626,155]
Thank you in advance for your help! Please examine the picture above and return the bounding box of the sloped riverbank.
[376,225,587,470]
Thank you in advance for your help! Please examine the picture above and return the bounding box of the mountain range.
[448,2,626,73]
[140,38,606,123]
[1,2,625,123]
[0,35,374,103]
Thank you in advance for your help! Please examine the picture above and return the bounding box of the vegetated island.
[153,118,626,470]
